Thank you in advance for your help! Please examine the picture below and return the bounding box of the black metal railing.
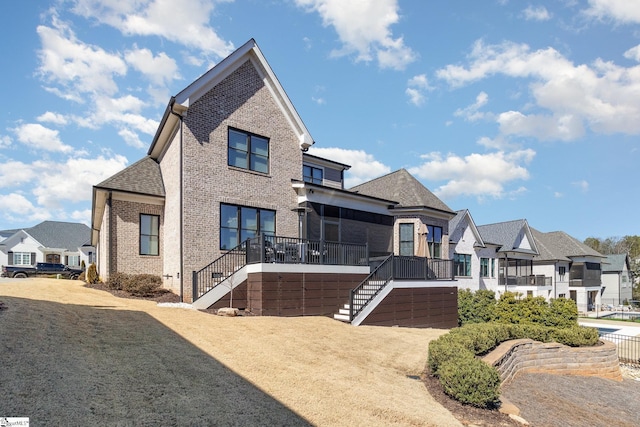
[246,235,368,266]
[350,255,394,321]
[599,333,640,367]
[192,241,247,303]
[393,256,454,281]
[192,235,369,302]
[505,275,552,286]
[348,255,455,321]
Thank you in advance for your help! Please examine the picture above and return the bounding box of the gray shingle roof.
[349,169,453,213]
[95,156,165,197]
[477,219,537,255]
[602,254,629,272]
[26,221,91,250]
[531,228,603,261]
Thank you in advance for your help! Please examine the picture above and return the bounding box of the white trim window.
[13,252,32,266]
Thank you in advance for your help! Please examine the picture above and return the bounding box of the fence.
[599,333,640,367]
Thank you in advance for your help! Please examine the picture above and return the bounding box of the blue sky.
[1,0,639,241]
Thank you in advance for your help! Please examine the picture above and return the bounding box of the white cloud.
[12,123,74,153]
[522,5,552,21]
[0,160,34,187]
[37,111,68,125]
[124,46,181,86]
[31,154,129,208]
[306,147,391,187]
[406,74,433,106]
[454,91,491,121]
[437,40,640,140]
[0,135,12,149]
[118,128,146,149]
[294,0,416,70]
[37,14,127,100]
[408,149,535,200]
[0,193,51,222]
[624,44,640,62]
[71,0,235,58]
[584,0,640,24]
[572,180,589,193]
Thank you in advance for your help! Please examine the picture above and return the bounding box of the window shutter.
[31,252,36,265]
[8,252,13,265]
[65,255,69,265]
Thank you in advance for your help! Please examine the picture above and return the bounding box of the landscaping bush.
[106,272,131,291]
[458,289,496,326]
[86,263,99,284]
[546,297,578,328]
[552,326,599,347]
[428,334,473,375]
[122,274,163,297]
[428,321,601,407]
[437,356,501,408]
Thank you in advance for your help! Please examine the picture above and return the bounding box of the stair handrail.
[192,240,249,302]
[349,254,394,321]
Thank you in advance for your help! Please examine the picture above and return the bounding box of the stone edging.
[483,338,622,384]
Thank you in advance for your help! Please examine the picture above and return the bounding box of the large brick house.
[92,39,458,327]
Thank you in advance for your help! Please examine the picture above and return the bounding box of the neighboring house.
[531,229,605,313]
[0,221,94,268]
[601,254,633,307]
[448,210,500,293]
[475,219,543,298]
[91,39,458,328]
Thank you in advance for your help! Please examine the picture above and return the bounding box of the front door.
[46,254,60,264]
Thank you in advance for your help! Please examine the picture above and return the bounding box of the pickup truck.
[1,262,83,280]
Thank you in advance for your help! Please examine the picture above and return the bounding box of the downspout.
[107,191,113,277]
[169,100,185,302]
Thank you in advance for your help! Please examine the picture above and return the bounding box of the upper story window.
[228,128,269,174]
[427,225,442,258]
[140,214,160,256]
[303,165,323,185]
[454,253,471,277]
[399,223,414,256]
[220,203,276,250]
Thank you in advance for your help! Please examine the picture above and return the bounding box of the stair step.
[333,313,350,322]
[338,308,350,315]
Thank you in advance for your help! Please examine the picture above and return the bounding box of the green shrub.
[458,289,496,326]
[437,356,501,408]
[428,334,473,375]
[546,298,578,328]
[86,263,99,284]
[122,274,163,297]
[552,326,599,347]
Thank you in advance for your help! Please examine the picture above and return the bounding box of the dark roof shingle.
[95,156,165,197]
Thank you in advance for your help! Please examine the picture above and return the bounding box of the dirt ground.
[2,278,640,427]
[0,278,463,426]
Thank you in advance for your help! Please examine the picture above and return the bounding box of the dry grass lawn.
[0,278,462,426]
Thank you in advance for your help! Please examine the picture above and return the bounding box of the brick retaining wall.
[483,339,622,383]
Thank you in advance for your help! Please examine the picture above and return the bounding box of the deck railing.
[599,333,640,367]
[350,255,394,320]
[192,235,369,302]
[506,275,552,286]
[392,256,454,281]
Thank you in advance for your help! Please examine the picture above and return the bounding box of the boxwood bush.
[428,322,600,408]
[106,272,164,297]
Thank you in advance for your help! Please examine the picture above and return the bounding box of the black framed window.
[140,214,160,256]
[454,253,471,277]
[480,258,490,277]
[220,204,276,250]
[399,223,414,256]
[228,128,269,173]
[427,225,442,258]
[303,165,323,184]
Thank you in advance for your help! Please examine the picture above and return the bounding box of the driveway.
[0,278,462,426]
